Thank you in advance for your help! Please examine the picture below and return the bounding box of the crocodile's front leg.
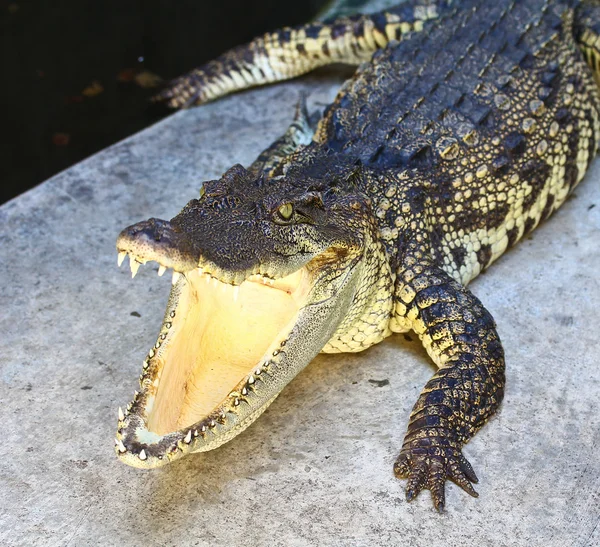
[155,1,451,108]
[390,245,505,511]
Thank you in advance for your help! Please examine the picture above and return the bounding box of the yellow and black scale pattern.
[154,1,449,108]
[156,0,600,510]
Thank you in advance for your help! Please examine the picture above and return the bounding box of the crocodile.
[113,0,600,511]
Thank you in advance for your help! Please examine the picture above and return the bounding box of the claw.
[429,477,446,512]
[406,488,419,502]
[448,459,479,497]
[459,455,479,483]
[463,483,479,498]
[451,469,479,497]
[405,463,427,502]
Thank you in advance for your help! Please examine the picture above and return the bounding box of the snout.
[117,217,199,273]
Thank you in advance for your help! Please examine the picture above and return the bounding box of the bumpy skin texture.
[128,0,600,510]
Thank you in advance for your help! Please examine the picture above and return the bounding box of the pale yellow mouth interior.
[146,268,308,436]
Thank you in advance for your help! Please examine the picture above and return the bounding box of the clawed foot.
[394,443,479,512]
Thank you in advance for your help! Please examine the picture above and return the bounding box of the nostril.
[123,219,173,243]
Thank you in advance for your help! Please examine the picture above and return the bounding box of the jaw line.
[114,251,356,469]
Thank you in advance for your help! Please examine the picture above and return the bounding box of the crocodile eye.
[199,185,206,199]
[276,202,294,222]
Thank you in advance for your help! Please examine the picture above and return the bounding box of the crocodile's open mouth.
[114,252,313,467]
[147,268,308,435]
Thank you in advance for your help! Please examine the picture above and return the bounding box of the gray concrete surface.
[1,67,599,547]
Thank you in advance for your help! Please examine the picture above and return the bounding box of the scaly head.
[114,161,389,467]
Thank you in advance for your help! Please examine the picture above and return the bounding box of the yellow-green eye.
[199,185,206,199]
[277,202,294,221]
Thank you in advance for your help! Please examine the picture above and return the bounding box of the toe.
[448,461,479,497]
[459,454,479,483]
[405,463,428,502]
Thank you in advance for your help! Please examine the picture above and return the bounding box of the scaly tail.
[154,1,451,108]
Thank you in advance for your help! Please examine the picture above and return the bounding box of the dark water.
[0,0,326,204]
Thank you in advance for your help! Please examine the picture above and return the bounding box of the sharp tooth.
[184,430,192,444]
[118,251,127,267]
[130,260,141,278]
[115,439,126,453]
[172,271,182,285]
[139,449,147,460]
[158,265,167,277]
[118,407,125,421]
[248,375,255,385]
[233,286,240,302]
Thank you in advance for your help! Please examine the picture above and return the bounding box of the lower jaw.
[116,392,279,469]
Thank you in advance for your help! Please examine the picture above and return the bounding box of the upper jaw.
[116,217,312,286]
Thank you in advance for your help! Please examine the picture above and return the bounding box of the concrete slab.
[1,70,599,546]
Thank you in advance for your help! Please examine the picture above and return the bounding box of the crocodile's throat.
[147,268,308,436]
